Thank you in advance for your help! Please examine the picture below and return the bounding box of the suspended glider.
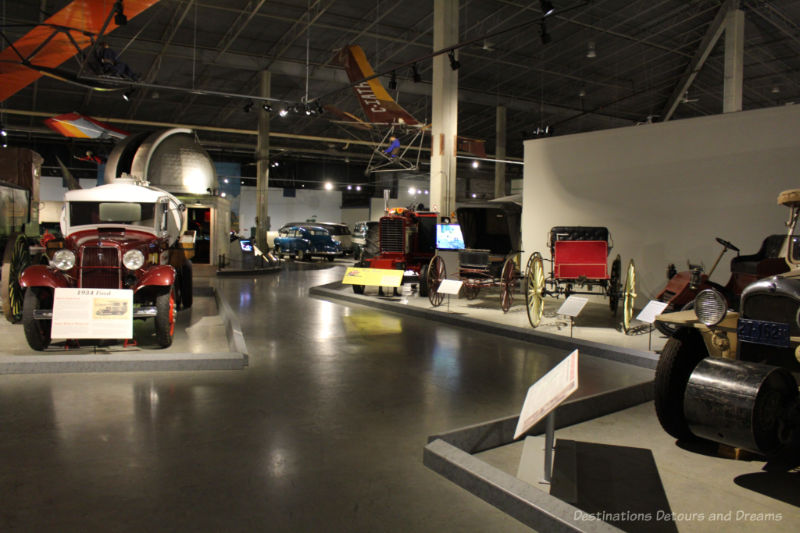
[44,112,128,140]
[0,0,160,102]
[328,45,486,174]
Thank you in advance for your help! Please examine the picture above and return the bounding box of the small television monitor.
[436,224,465,250]
[239,239,253,252]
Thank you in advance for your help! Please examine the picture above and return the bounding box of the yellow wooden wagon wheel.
[2,232,31,323]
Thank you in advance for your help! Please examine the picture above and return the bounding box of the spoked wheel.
[622,259,637,333]
[462,283,480,300]
[2,232,31,323]
[500,256,516,313]
[608,254,621,315]
[525,252,545,327]
[427,255,446,307]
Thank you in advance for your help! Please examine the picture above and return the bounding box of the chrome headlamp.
[51,249,75,271]
[123,249,145,271]
[694,289,727,326]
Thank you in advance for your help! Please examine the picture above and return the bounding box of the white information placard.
[51,288,134,339]
[636,300,670,324]
[557,296,588,318]
[514,349,579,439]
[437,279,463,295]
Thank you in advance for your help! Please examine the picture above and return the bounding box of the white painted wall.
[522,105,800,306]
[39,176,98,201]
[341,208,370,228]
[237,186,343,234]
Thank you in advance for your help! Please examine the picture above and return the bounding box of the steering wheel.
[715,237,740,253]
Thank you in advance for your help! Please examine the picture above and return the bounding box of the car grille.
[80,245,121,289]
[742,294,800,336]
[380,218,404,253]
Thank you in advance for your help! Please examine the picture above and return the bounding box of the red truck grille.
[80,246,121,288]
[380,218,404,253]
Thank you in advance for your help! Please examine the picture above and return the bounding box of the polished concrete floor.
[0,262,652,532]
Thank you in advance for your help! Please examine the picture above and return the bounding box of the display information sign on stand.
[437,279,463,295]
[637,300,670,324]
[514,349,580,440]
[557,296,588,318]
[342,267,403,287]
[51,288,133,339]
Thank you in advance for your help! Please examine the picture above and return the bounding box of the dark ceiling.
[2,0,799,174]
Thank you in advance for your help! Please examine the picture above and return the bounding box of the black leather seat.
[730,234,786,275]
[549,226,610,247]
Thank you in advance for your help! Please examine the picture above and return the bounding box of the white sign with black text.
[51,288,134,339]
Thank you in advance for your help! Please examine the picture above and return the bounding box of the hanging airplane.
[44,112,128,140]
[326,44,486,174]
[0,0,161,102]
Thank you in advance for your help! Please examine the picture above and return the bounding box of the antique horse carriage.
[525,226,636,332]
[425,201,521,312]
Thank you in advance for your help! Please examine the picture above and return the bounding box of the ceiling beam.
[661,0,740,121]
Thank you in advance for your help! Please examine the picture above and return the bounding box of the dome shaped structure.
[104,128,218,195]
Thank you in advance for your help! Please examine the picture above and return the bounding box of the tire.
[296,248,306,261]
[419,264,429,297]
[352,284,365,294]
[154,286,176,348]
[274,245,283,259]
[180,260,193,309]
[327,256,335,262]
[654,328,707,440]
[23,287,52,351]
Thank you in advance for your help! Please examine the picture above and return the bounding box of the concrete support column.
[723,9,744,113]
[255,70,271,250]
[494,105,506,199]
[430,0,459,219]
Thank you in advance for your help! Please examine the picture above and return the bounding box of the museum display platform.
[310,281,665,370]
[0,281,248,374]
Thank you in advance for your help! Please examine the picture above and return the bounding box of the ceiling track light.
[540,0,555,17]
[122,88,135,101]
[244,100,253,113]
[448,50,460,71]
[279,108,289,117]
[388,70,397,90]
[412,63,421,83]
[586,41,596,59]
[262,103,272,112]
[315,102,324,114]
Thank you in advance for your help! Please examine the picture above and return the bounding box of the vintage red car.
[19,179,190,350]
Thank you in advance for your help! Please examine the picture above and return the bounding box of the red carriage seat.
[549,226,610,280]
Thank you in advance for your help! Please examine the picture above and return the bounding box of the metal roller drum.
[684,357,798,454]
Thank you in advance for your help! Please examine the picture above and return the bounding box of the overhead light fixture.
[540,22,551,45]
[305,106,312,116]
[412,64,421,83]
[262,103,272,112]
[347,185,352,191]
[244,100,253,113]
[316,102,324,114]
[448,50,460,71]
[355,185,362,191]
[408,187,416,195]
[0,124,7,137]
[279,108,289,117]
[471,160,479,169]
[114,1,127,25]
[772,86,781,94]
[388,71,397,90]
[586,41,596,58]
[540,0,555,16]
[324,181,334,191]
[122,88,135,101]
[471,193,477,198]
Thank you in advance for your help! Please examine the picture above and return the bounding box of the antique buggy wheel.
[608,254,621,315]
[622,259,637,333]
[500,256,516,313]
[463,284,480,300]
[525,252,545,327]
[2,232,31,323]
[22,287,52,351]
[426,255,446,307]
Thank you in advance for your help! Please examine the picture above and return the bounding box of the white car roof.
[64,182,174,203]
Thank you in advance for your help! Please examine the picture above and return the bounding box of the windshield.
[69,201,157,228]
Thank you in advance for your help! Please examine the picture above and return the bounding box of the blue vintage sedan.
[273,225,343,261]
